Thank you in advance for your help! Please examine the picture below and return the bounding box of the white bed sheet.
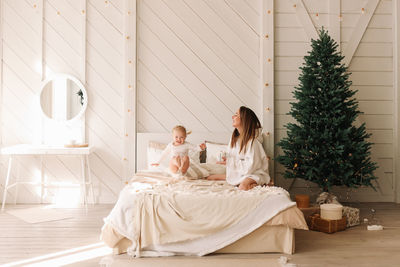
[143,193,296,256]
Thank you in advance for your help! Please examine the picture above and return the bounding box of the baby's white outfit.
[157,142,201,164]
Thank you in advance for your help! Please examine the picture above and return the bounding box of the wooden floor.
[0,203,399,267]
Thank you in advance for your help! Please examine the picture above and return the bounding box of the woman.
[207,106,271,190]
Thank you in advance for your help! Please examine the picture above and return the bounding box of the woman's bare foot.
[238,178,257,190]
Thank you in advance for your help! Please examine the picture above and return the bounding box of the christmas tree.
[276,29,377,192]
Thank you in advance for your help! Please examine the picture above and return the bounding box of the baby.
[152,125,206,176]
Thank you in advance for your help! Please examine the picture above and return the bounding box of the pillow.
[200,163,226,175]
[205,141,228,164]
[147,141,168,170]
[185,161,210,179]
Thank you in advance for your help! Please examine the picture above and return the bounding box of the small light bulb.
[315,13,319,20]
[338,14,343,21]
[361,8,365,14]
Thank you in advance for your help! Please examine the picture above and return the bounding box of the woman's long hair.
[230,106,262,153]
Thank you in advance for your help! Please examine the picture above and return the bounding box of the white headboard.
[136,132,231,171]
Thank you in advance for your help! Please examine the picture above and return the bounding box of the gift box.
[342,206,360,227]
[308,214,346,234]
[300,206,320,226]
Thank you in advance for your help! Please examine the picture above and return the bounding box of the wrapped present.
[342,206,360,227]
[308,214,346,234]
[300,206,320,226]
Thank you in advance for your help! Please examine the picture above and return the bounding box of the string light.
[338,14,343,22]
[315,13,319,20]
[361,7,365,14]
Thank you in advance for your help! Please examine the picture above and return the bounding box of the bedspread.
[102,172,304,257]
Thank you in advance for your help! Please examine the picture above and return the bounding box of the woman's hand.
[216,156,226,165]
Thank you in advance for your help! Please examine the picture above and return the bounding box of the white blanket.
[103,172,296,257]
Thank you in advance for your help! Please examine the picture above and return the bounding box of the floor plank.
[0,203,399,266]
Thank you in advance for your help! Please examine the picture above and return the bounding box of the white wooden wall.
[275,0,395,202]
[136,0,261,133]
[0,0,398,203]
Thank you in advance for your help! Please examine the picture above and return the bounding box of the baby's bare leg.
[169,157,180,173]
[206,174,226,181]
[181,156,190,174]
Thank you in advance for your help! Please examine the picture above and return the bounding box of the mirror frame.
[39,73,88,123]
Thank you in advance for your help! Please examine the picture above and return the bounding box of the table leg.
[1,157,13,212]
[15,159,21,204]
[81,156,87,209]
[86,155,95,204]
[40,156,44,204]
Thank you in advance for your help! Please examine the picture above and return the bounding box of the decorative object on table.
[320,203,343,220]
[295,194,310,208]
[276,28,378,194]
[64,143,89,148]
[342,206,360,227]
[308,214,346,234]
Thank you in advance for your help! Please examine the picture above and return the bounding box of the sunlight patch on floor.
[5,242,112,267]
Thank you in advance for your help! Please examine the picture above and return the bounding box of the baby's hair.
[172,125,192,135]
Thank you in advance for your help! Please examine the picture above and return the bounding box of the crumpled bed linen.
[102,172,304,257]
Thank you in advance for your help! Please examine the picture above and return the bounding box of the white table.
[1,144,94,211]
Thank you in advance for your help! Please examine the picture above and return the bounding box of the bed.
[100,133,308,257]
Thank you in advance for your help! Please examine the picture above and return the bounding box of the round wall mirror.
[39,74,87,122]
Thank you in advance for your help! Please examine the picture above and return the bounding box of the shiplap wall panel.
[225,0,260,34]
[139,1,245,120]
[164,0,259,97]
[137,62,206,132]
[137,0,261,133]
[205,0,259,54]
[185,0,259,75]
